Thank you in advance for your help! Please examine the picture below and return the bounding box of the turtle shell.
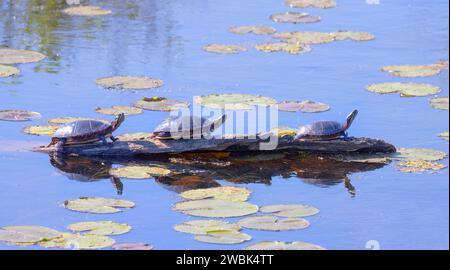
[153,116,214,139]
[53,120,112,143]
[298,121,344,138]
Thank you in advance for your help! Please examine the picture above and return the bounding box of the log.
[33,135,396,157]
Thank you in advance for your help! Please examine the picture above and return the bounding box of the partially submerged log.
[33,135,396,157]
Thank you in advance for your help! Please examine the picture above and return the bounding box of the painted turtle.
[294,110,358,141]
[48,113,125,149]
[153,114,227,139]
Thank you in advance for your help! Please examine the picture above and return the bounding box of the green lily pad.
[274,31,336,44]
[394,148,447,161]
[270,12,321,24]
[174,220,241,235]
[133,97,190,111]
[173,199,258,218]
[195,93,277,110]
[438,132,449,141]
[95,106,142,116]
[396,159,447,173]
[39,233,115,249]
[62,5,112,16]
[0,48,46,64]
[194,231,252,244]
[202,44,247,54]
[67,221,131,236]
[255,42,309,54]
[180,186,252,202]
[245,241,325,250]
[367,83,441,97]
[23,125,59,136]
[96,76,163,90]
[0,226,62,244]
[229,26,276,35]
[48,117,108,125]
[259,204,320,218]
[330,153,392,164]
[276,100,330,112]
[38,232,79,248]
[109,165,171,179]
[63,197,135,214]
[112,242,154,250]
[382,61,448,77]
[0,64,20,77]
[285,0,336,9]
[331,31,375,41]
[237,215,310,231]
[0,110,41,121]
[117,132,153,141]
[429,97,449,110]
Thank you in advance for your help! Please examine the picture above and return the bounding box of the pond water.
[0,0,448,250]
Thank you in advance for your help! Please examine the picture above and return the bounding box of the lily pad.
[202,44,247,54]
[62,5,112,16]
[429,97,449,110]
[173,199,258,218]
[117,132,153,141]
[0,110,41,121]
[396,159,447,173]
[276,100,330,112]
[246,241,325,250]
[112,242,154,250]
[259,204,319,218]
[68,234,115,249]
[133,97,190,112]
[285,0,336,8]
[330,153,392,164]
[438,132,449,141]
[0,226,61,244]
[331,31,375,41]
[195,93,277,110]
[23,125,59,136]
[96,76,163,90]
[180,186,252,202]
[229,26,276,35]
[0,64,20,77]
[237,215,310,231]
[194,231,252,244]
[0,48,46,64]
[95,106,142,116]
[38,233,79,248]
[382,61,448,77]
[48,117,108,125]
[395,148,447,161]
[366,83,441,97]
[174,220,241,235]
[273,31,335,44]
[270,12,320,24]
[63,197,135,214]
[67,221,131,236]
[270,126,297,137]
[109,165,171,179]
[255,42,309,54]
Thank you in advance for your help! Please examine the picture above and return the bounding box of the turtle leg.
[110,135,118,142]
[55,138,66,152]
[343,132,349,141]
[99,136,108,144]
[111,177,123,195]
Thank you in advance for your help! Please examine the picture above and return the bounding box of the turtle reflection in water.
[50,154,123,195]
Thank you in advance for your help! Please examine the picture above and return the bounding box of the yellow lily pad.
[246,241,325,250]
[0,110,41,121]
[195,93,277,110]
[48,117,109,125]
[367,83,441,97]
[63,197,135,214]
[238,215,310,231]
[133,97,190,111]
[270,126,297,137]
[270,12,321,24]
[38,233,79,248]
[382,61,448,77]
[96,76,163,90]
[112,242,153,250]
[273,31,336,44]
[67,221,131,236]
[429,97,449,110]
[95,106,142,116]
[69,234,115,249]
[109,165,171,179]
[194,231,252,244]
[438,132,449,141]
[173,199,258,218]
[330,153,392,164]
[180,186,252,202]
[285,0,336,9]
[117,132,153,141]
[229,26,276,35]
[0,64,20,77]
[202,44,247,54]
[23,125,59,136]
[174,220,241,235]
[276,100,330,112]
[396,159,447,173]
[259,204,320,217]
[394,148,447,161]
[255,42,309,54]
[0,48,46,64]
[62,5,112,16]
[0,226,62,244]
[331,31,375,41]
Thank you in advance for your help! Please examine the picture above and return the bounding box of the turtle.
[153,114,227,139]
[48,113,125,149]
[293,109,358,141]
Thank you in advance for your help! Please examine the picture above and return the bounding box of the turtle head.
[111,113,125,131]
[209,114,227,132]
[343,109,358,130]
